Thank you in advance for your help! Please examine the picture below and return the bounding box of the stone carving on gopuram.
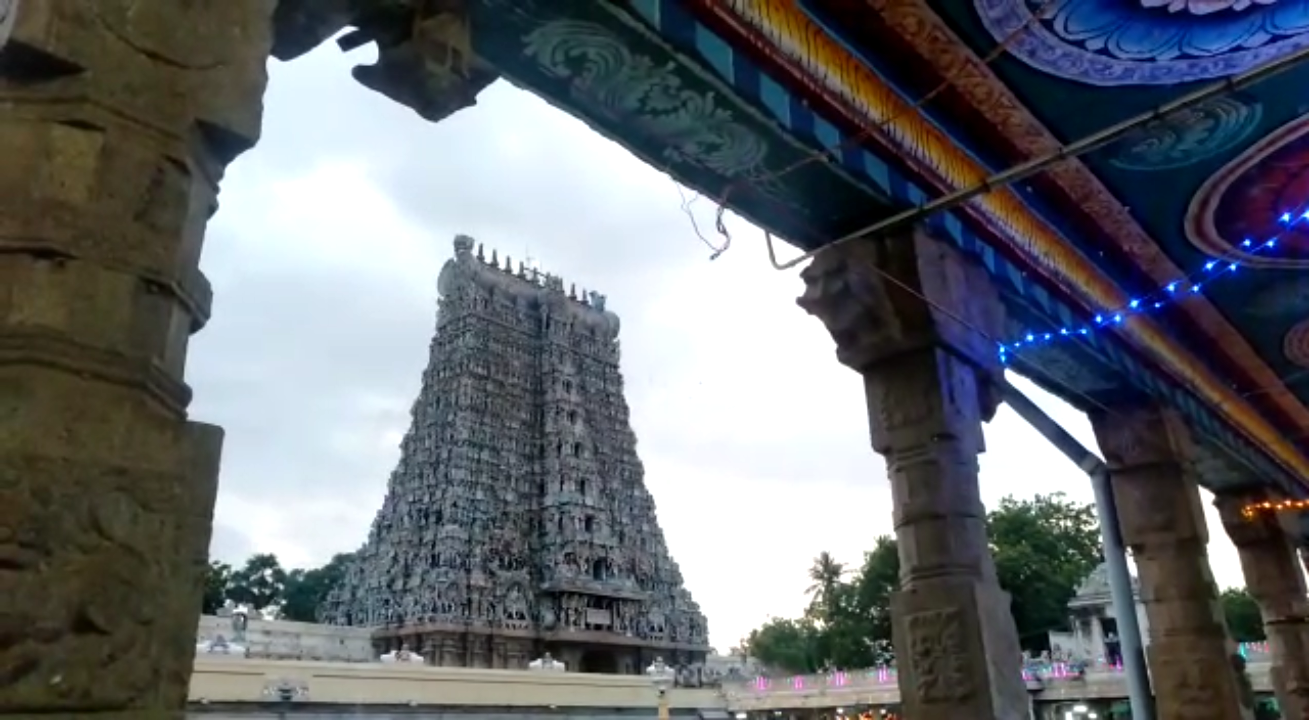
[319,235,710,677]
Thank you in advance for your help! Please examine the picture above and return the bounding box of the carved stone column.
[1217,493,1309,719]
[1089,407,1251,720]
[0,2,272,716]
[798,228,1028,720]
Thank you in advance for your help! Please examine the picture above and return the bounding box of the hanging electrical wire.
[762,40,1309,272]
[549,2,1309,480]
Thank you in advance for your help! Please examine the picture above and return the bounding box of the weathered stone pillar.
[1217,492,1309,719]
[799,228,1028,720]
[1089,407,1251,720]
[0,2,272,716]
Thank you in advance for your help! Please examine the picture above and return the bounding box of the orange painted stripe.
[722,0,1309,481]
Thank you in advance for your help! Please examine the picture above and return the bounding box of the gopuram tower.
[319,235,710,674]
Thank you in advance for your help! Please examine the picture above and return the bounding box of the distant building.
[1046,563,1149,665]
[703,652,764,683]
[319,236,710,675]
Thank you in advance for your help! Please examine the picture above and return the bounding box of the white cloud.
[191,41,1253,651]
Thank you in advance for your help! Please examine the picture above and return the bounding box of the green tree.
[749,539,898,673]
[227,553,288,611]
[1221,587,1265,643]
[280,552,356,623]
[744,617,821,674]
[844,535,898,664]
[804,551,845,623]
[744,493,1104,667]
[988,493,1101,650]
[202,560,233,615]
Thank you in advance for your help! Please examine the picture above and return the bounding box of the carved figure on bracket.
[273,0,499,123]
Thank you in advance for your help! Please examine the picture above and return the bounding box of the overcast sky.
[191,41,1251,651]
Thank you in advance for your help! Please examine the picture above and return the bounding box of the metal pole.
[998,381,1154,720]
[1089,467,1153,720]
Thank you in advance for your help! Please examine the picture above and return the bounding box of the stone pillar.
[1089,407,1251,720]
[798,228,1028,720]
[1217,493,1309,719]
[0,2,272,716]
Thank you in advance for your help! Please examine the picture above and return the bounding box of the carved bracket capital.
[272,0,499,123]
[796,228,1005,375]
[1090,404,1192,470]
[1214,491,1281,546]
[271,0,358,60]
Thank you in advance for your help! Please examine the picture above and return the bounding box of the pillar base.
[891,579,1029,720]
[0,0,270,712]
[1147,639,1252,720]
[1217,492,1309,719]
[1269,619,1309,719]
[0,369,223,714]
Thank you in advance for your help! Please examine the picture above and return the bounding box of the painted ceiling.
[436,0,1309,496]
[655,0,1309,496]
[863,0,1309,487]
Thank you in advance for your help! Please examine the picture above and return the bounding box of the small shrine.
[1046,563,1147,667]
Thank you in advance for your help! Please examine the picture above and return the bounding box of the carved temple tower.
[319,235,710,674]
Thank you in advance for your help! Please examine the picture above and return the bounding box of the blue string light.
[997,210,1304,366]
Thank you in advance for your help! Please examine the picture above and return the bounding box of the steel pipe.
[999,380,1155,720]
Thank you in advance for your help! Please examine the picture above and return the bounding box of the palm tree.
[805,552,845,623]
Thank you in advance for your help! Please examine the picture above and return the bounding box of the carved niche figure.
[645,607,667,638]
[503,587,531,630]
[540,600,558,630]
[438,637,462,667]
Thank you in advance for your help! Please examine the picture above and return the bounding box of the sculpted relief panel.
[907,608,976,705]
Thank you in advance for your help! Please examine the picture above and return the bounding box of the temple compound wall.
[317,236,710,677]
[196,614,375,662]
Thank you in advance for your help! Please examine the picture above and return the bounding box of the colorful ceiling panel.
[597,0,1309,493]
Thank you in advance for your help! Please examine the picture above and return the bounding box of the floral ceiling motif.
[974,0,1309,85]
[1185,112,1309,269]
[1105,95,1262,171]
[1142,0,1275,13]
[1246,280,1309,318]
[1283,319,1309,368]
